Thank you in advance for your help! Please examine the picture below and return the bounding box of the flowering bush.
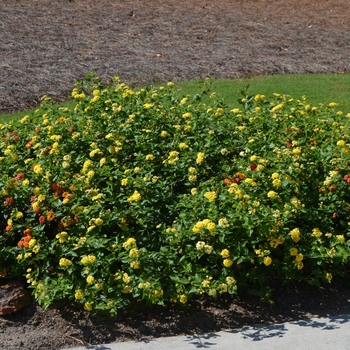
[1,74,350,314]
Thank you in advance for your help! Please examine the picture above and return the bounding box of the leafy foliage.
[1,74,350,314]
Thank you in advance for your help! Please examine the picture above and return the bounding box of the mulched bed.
[1,0,350,114]
[1,0,350,349]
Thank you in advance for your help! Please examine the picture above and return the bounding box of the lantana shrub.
[1,74,350,314]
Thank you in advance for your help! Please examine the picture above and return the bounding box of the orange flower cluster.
[18,228,32,248]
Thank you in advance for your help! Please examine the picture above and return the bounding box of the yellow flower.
[20,115,30,124]
[272,179,282,187]
[28,239,37,248]
[267,191,278,199]
[86,275,95,284]
[204,191,216,202]
[146,154,154,160]
[204,244,213,254]
[263,256,272,266]
[129,248,140,258]
[223,258,233,268]
[196,152,205,164]
[179,142,188,149]
[127,190,141,203]
[188,167,196,174]
[188,175,197,182]
[329,102,338,108]
[123,273,131,284]
[295,253,303,262]
[87,170,95,178]
[255,249,264,257]
[130,261,140,269]
[271,103,284,112]
[191,188,197,195]
[121,178,128,186]
[84,302,93,311]
[325,272,333,281]
[290,248,298,256]
[179,294,187,304]
[226,276,236,285]
[206,221,216,233]
[221,249,230,258]
[196,241,205,250]
[33,164,43,175]
[182,112,192,118]
[59,258,72,267]
[161,130,168,137]
[95,218,103,226]
[289,228,301,243]
[292,148,301,155]
[75,290,84,300]
[218,218,230,228]
[123,238,136,249]
[295,262,304,270]
[56,232,68,243]
[337,235,345,242]
[337,140,345,147]
[312,228,323,238]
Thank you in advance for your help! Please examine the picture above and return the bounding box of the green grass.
[2,73,350,122]
[176,73,350,111]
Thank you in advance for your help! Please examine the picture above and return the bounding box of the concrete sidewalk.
[64,314,350,350]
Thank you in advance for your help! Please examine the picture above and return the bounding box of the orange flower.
[23,228,32,236]
[47,212,55,221]
[235,172,246,179]
[50,182,64,193]
[223,178,232,185]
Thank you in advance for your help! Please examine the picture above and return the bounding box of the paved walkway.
[65,314,350,350]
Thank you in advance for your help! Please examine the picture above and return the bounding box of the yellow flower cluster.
[123,237,136,249]
[220,249,230,258]
[129,248,139,258]
[192,219,216,234]
[289,228,301,243]
[223,258,233,268]
[218,218,230,228]
[245,178,257,187]
[263,256,272,266]
[127,190,141,203]
[56,231,68,243]
[33,164,43,175]
[195,241,213,254]
[196,152,205,164]
[204,191,216,202]
[86,275,95,284]
[269,236,284,248]
[228,183,243,199]
[267,190,278,199]
[81,255,97,265]
[312,228,323,238]
[59,258,72,267]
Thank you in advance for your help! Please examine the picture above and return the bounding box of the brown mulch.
[1,0,350,114]
[1,0,350,349]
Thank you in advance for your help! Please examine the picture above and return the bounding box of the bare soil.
[1,0,350,349]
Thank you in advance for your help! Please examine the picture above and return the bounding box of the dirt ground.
[1,0,350,349]
[1,0,350,114]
